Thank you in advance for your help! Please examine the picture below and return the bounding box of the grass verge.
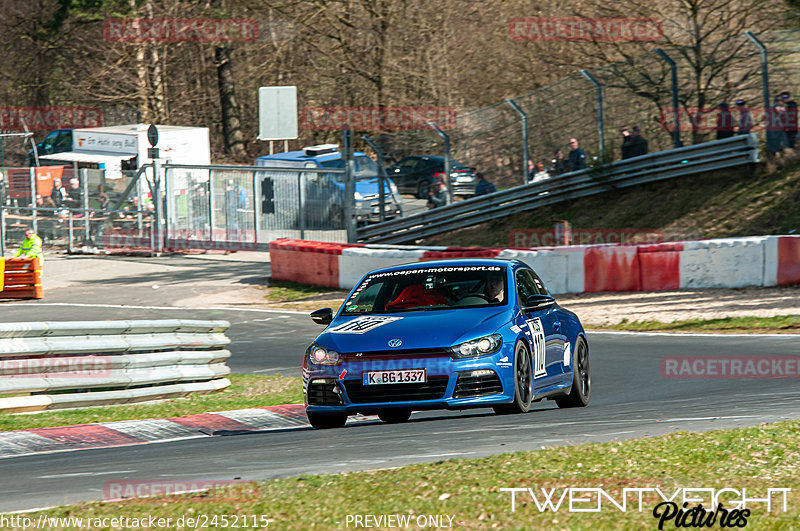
[0,375,304,432]
[263,280,341,302]
[597,315,800,334]
[19,420,800,529]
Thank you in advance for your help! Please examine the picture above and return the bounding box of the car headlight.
[448,334,503,358]
[354,191,363,200]
[308,345,341,365]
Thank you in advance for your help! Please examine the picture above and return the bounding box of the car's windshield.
[342,265,508,315]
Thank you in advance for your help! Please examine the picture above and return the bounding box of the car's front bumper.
[303,347,515,414]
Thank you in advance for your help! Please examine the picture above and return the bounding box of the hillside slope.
[422,158,800,247]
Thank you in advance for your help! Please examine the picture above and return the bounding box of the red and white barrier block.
[269,235,800,294]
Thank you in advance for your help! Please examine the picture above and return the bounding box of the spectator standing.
[785,99,798,149]
[0,171,6,206]
[716,103,735,140]
[474,173,497,195]
[551,149,569,175]
[766,94,788,154]
[629,126,649,157]
[620,126,634,159]
[568,138,586,170]
[426,181,447,209]
[14,228,43,261]
[735,100,753,135]
[66,178,82,208]
[527,160,536,181]
[50,178,68,208]
[529,163,550,183]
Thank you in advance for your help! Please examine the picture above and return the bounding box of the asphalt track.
[1,324,800,513]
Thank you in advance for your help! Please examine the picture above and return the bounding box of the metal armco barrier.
[0,319,231,413]
[0,258,43,299]
[357,135,760,244]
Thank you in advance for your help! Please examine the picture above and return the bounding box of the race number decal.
[328,316,402,334]
[526,317,547,378]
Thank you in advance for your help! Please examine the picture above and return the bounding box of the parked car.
[256,144,402,228]
[302,258,590,429]
[26,129,73,166]
[388,156,478,198]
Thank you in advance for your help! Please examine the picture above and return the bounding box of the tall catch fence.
[377,30,800,190]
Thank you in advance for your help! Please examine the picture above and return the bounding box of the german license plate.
[363,369,427,385]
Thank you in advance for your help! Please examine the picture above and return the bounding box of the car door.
[390,158,418,192]
[514,268,566,391]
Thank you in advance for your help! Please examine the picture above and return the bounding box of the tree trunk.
[215,46,246,157]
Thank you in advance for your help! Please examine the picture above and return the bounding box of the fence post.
[361,135,388,222]
[579,69,605,164]
[505,99,529,185]
[342,128,356,243]
[81,168,89,244]
[428,122,453,204]
[655,48,682,148]
[0,207,5,256]
[28,167,37,235]
[744,31,771,113]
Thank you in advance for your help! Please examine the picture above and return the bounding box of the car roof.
[372,258,525,274]
[257,150,368,164]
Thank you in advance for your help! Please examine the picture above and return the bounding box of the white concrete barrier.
[0,320,232,413]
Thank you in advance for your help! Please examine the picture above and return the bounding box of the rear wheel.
[416,179,431,199]
[493,340,534,414]
[555,338,590,408]
[378,408,412,423]
[307,411,347,429]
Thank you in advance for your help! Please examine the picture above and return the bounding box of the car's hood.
[316,308,511,352]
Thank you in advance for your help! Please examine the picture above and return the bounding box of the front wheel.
[555,338,590,408]
[377,408,412,423]
[307,411,347,429]
[493,340,534,414]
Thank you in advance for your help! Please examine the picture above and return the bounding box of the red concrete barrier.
[777,236,800,285]
[638,243,682,291]
[269,239,355,288]
[583,246,640,292]
[420,248,501,261]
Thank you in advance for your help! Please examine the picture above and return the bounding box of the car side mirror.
[310,308,333,325]
[523,294,555,312]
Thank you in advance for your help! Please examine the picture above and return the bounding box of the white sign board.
[73,131,138,155]
[258,86,298,140]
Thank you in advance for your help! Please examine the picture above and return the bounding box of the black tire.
[307,411,347,429]
[556,338,590,408]
[377,408,412,423]
[416,179,431,199]
[493,340,534,414]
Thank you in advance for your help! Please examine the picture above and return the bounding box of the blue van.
[256,144,402,227]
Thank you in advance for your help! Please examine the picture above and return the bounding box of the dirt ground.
[182,284,800,327]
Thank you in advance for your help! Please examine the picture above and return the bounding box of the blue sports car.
[302,259,590,429]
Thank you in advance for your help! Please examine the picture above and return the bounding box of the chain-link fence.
[376,29,800,191]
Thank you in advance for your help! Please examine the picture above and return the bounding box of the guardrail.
[0,319,232,413]
[0,257,42,299]
[357,135,760,244]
